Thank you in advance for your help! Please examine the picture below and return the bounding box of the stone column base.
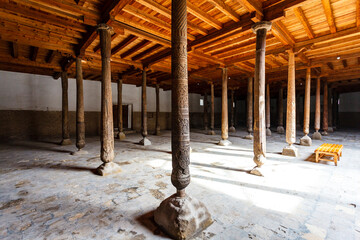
[60,138,72,146]
[282,144,298,157]
[322,131,328,136]
[253,154,265,167]
[97,162,122,176]
[229,126,236,132]
[155,127,161,136]
[154,194,212,240]
[266,128,272,136]
[312,131,322,140]
[139,137,151,146]
[207,130,216,135]
[71,149,88,156]
[328,127,334,133]
[244,134,253,140]
[116,131,126,140]
[218,139,232,146]
[300,135,312,146]
[277,126,284,133]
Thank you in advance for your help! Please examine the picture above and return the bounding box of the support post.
[218,68,231,146]
[229,89,236,132]
[312,77,322,140]
[277,87,285,133]
[333,90,338,130]
[116,77,126,140]
[266,84,271,136]
[72,57,88,155]
[154,0,212,237]
[328,86,333,132]
[245,77,254,139]
[139,68,151,145]
[296,94,301,129]
[207,82,216,135]
[96,24,121,176]
[322,80,329,135]
[203,91,209,131]
[300,67,312,146]
[155,83,161,135]
[60,72,71,145]
[252,21,271,168]
[282,49,298,157]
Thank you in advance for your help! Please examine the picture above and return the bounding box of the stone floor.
[0,128,359,240]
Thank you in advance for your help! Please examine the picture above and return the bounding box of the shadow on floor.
[135,210,169,239]
[7,142,73,154]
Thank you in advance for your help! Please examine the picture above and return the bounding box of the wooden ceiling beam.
[272,21,296,46]
[76,0,86,6]
[187,1,223,30]
[321,0,337,33]
[111,35,138,56]
[208,0,241,22]
[131,44,162,61]
[293,7,315,39]
[46,50,56,63]
[327,62,334,70]
[357,0,360,27]
[93,33,120,53]
[10,42,18,59]
[234,0,263,21]
[120,39,151,59]
[342,59,348,68]
[30,46,39,61]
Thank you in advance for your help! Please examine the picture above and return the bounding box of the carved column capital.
[251,21,272,33]
[96,23,114,34]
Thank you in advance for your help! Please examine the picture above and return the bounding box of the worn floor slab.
[0,128,359,240]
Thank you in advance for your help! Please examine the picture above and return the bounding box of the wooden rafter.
[76,0,86,6]
[327,62,334,70]
[321,0,336,33]
[132,44,161,61]
[208,0,240,22]
[111,35,138,56]
[30,46,39,61]
[293,7,315,39]
[187,1,223,30]
[10,42,18,59]
[342,59,347,68]
[272,21,295,46]
[120,39,150,58]
[234,0,263,19]
[93,33,120,53]
[357,0,360,27]
[46,50,56,63]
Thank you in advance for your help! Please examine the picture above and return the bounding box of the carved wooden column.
[313,77,322,139]
[96,24,121,176]
[252,21,271,168]
[203,91,209,131]
[245,77,254,139]
[218,68,231,146]
[296,94,301,129]
[60,72,71,145]
[207,82,215,135]
[328,86,333,132]
[155,83,161,135]
[300,67,312,146]
[154,0,212,237]
[282,49,298,157]
[229,89,236,132]
[333,90,338,130]
[266,84,271,136]
[139,68,151,145]
[277,87,285,133]
[72,57,88,155]
[116,77,126,140]
[322,80,329,136]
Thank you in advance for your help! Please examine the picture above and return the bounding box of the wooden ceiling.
[0,0,359,96]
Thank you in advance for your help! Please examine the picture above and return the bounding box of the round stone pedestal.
[97,162,122,176]
[60,138,72,146]
[71,149,88,156]
[312,131,322,140]
[139,137,151,146]
[154,194,212,240]
[116,131,126,140]
[266,128,271,136]
[282,144,298,157]
[277,126,284,134]
[218,139,232,146]
[244,134,253,140]
[229,126,236,132]
[300,135,312,146]
[207,130,215,135]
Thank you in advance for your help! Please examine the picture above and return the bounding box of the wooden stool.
[314,143,343,166]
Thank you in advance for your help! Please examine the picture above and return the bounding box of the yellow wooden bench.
[314,143,343,166]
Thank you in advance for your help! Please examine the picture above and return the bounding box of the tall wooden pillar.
[116,77,126,140]
[328,87,333,132]
[203,91,209,131]
[207,82,215,135]
[333,90,338,130]
[60,72,71,145]
[218,68,231,146]
[277,87,285,133]
[282,49,298,157]
[155,83,161,135]
[72,57,87,155]
[300,67,312,146]
[322,80,329,135]
[229,89,236,132]
[313,77,322,139]
[266,84,271,136]
[139,68,151,145]
[96,24,120,176]
[154,0,212,237]
[245,77,254,139]
[296,94,301,129]
[252,22,271,167]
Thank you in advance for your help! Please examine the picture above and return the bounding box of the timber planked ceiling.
[0,0,359,96]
